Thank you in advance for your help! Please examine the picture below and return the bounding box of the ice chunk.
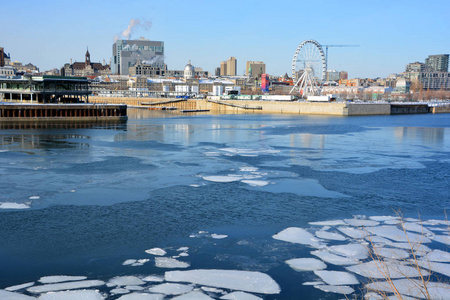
[27,280,105,293]
[155,257,190,268]
[220,291,262,299]
[125,285,144,291]
[38,276,87,284]
[421,249,450,262]
[142,275,164,282]
[148,283,193,295]
[239,167,259,172]
[315,230,347,241]
[365,235,392,244]
[0,290,36,299]
[5,282,35,291]
[302,281,324,286]
[337,226,368,239]
[241,180,269,187]
[110,288,129,295]
[177,247,189,252]
[313,270,359,285]
[372,246,410,260]
[117,293,164,300]
[416,260,450,277]
[366,279,450,299]
[37,290,104,300]
[314,284,355,295]
[433,234,450,246]
[203,176,243,183]
[122,259,137,266]
[179,252,189,257]
[328,243,369,260]
[145,248,167,256]
[0,202,30,209]
[309,220,346,226]
[344,219,379,227]
[403,222,434,236]
[368,226,432,243]
[29,196,40,200]
[165,269,281,294]
[272,227,324,248]
[285,258,327,271]
[369,216,399,222]
[108,276,145,287]
[346,260,430,279]
[172,291,214,299]
[311,250,359,266]
[211,234,228,239]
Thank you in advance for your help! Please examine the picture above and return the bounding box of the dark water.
[0,110,449,298]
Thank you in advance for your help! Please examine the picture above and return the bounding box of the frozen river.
[0,109,449,299]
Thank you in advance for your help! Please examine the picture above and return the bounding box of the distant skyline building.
[406,62,425,73]
[112,37,164,75]
[245,61,265,78]
[219,57,237,76]
[339,71,348,80]
[61,49,110,77]
[425,54,449,72]
[326,70,340,81]
[0,47,5,67]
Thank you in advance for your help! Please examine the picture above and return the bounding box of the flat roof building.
[425,54,449,72]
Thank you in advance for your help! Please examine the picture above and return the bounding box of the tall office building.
[220,61,227,76]
[226,57,237,76]
[425,54,449,72]
[245,61,266,78]
[112,37,164,75]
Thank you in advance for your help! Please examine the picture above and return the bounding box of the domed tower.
[184,60,195,80]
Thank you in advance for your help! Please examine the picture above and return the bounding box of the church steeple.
[85,47,91,66]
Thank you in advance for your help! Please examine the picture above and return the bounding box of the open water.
[0,109,449,299]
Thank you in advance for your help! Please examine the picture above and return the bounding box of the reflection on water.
[394,126,445,145]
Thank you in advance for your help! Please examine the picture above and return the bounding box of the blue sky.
[1,0,449,78]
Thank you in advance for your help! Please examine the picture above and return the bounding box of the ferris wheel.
[290,40,327,97]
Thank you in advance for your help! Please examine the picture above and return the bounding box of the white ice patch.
[0,202,30,209]
[366,279,450,299]
[239,167,259,172]
[311,250,359,266]
[285,258,327,271]
[346,260,430,279]
[27,280,105,294]
[313,270,359,285]
[203,175,243,183]
[122,259,137,266]
[219,148,280,156]
[368,225,432,244]
[220,291,262,299]
[0,290,36,299]
[165,269,281,294]
[369,216,399,222]
[421,249,450,262]
[309,220,346,226]
[155,257,190,269]
[328,243,369,260]
[148,283,193,295]
[172,291,214,299]
[416,260,450,277]
[343,219,380,227]
[125,285,145,291]
[433,234,450,246]
[36,290,104,300]
[117,293,164,300]
[211,234,228,239]
[337,226,368,239]
[302,281,324,286]
[240,180,269,187]
[142,275,164,282]
[314,284,355,295]
[108,276,145,287]
[5,282,35,292]
[110,288,129,295]
[29,196,40,200]
[272,227,324,248]
[177,247,189,252]
[38,276,87,284]
[403,222,434,236]
[145,248,167,256]
[372,246,411,260]
[315,230,347,241]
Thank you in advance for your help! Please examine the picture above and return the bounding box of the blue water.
[0,110,449,298]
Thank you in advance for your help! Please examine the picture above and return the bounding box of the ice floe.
[285,258,327,271]
[421,249,450,262]
[107,276,144,287]
[343,218,380,227]
[432,234,450,246]
[239,167,259,172]
[0,290,36,299]
[0,202,30,209]
[315,230,347,241]
[142,275,164,282]
[272,227,324,248]
[240,180,269,187]
[38,276,87,284]
[372,246,411,260]
[110,288,129,295]
[309,220,347,226]
[145,248,167,256]
[211,234,228,239]
[366,279,450,299]
[122,259,138,266]
[172,291,214,299]
[165,269,281,294]
[328,243,369,260]
[220,291,262,299]
[148,283,193,295]
[337,226,368,239]
[346,260,430,279]
[369,216,399,222]
[36,290,104,300]
[314,284,355,295]
[117,293,164,300]
[27,280,105,293]
[403,222,434,236]
[203,175,243,183]
[368,226,432,243]
[416,260,450,277]
[29,196,40,200]
[5,282,35,292]
[311,250,359,266]
[155,257,190,268]
[313,270,359,285]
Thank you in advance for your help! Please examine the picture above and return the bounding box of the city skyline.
[1,0,449,78]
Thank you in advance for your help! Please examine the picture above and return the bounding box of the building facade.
[226,57,237,76]
[245,61,266,78]
[112,38,164,75]
[425,54,449,72]
[62,49,110,77]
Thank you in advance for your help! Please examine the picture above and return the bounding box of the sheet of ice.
[314,284,355,295]
[220,291,262,299]
[337,226,368,239]
[240,180,269,187]
[258,178,347,198]
[131,259,150,266]
[142,275,164,282]
[309,220,346,226]
[108,276,145,287]
[344,219,380,227]
[328,244,369,260]
[117,293,164,300]
[421,249,450,262]
[369,216,399,222]
[315,230,347,241]
[38,276,87,284]
[372,246,410,260]
[433,234,450,246]
[0,290,36,299]
[203,176,243,183]
[5,282,35,291]
[211,234,228,239]
[346,260,430,279]
[155,257,190,268]
[172,291,214,299]
[272,227,324,248]
[365,235,392,244]
[239,167,259,172]
[110,288,129,295]
[148,283,193,295]
[126,285,145,291]
[219,148,280,156]
[313,270,359,285]
[368,226,432,243]
[165,269,281,294]
[29,196,40,200]
[403,222,434,236]
[179,252,189,257]
[36,290,104,300]
[384,241,432,255]
[0,202,30,209]
[423,219,449,226]
[177,247,189,252]
[311,250,359,266]
[416,260,450,277]
[145,248,166,256]
[122,259,137,266]
[302,281,324,286]
[27,280,105,293]
[366,279,450,299]
[285,258,327,271]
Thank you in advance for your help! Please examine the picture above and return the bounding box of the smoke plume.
[116,18,152,41]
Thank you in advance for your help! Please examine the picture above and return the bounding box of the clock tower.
[85,48,91,66]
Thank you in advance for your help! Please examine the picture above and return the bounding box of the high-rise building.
[406,62,425,73]
[425,54,449,72]
[112,37,164,75]
[226,57,237,76]
[245,61,266,78]
[220,61,227,76]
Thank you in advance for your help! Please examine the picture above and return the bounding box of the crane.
[322,44,359,80]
